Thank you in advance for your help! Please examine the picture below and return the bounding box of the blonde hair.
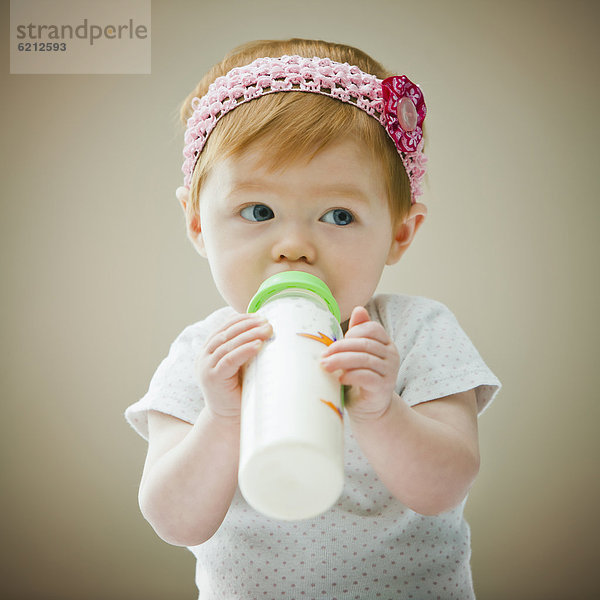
[180,38,415,223]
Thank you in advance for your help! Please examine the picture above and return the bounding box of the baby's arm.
[138,314,272,546]
[321,306,480,516]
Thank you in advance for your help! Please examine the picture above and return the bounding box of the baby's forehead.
[217,139,387,195]
[227,135,385,176]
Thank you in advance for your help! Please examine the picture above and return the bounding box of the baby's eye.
[240,204,275,222]
[320,208,354,226]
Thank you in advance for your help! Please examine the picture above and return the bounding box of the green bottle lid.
[247,271,341,322]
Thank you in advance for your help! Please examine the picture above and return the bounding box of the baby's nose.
[271,227,316,263]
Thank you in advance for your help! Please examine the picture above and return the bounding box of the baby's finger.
[321,337,389,359]
[213,338,265,378]
[205,314,269,355]
[343,320,391,344]
[348,306,371,329]
[208,321,272,367]
[321,350,387,377]
[337,368,382,389]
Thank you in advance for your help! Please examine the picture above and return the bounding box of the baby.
[126,38,501,599]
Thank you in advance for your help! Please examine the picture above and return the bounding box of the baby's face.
[193,137,403,322]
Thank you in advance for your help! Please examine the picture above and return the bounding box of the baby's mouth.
[270,266,320,279]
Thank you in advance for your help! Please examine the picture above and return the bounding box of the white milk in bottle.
[238,271,344,521]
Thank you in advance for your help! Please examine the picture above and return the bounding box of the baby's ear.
[386,202,427,265]
[176,187,206,257]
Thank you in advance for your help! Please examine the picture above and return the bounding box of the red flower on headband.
[382,76,426,153]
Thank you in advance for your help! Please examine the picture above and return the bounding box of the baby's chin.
[227,296,254,315]
[214,285,253,315]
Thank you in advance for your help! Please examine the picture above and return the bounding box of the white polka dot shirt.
[126,294,500,599]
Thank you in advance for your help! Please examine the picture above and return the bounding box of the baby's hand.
[320,306,399,421]
[195,314,272,419]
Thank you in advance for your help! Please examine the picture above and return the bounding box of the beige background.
[1,0,598,598]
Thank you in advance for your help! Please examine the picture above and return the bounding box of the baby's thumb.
[348,306,370,330]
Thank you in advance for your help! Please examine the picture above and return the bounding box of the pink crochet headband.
[182,55,427,202]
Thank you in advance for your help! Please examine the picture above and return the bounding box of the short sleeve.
[367,295,501,414]
[124,307,237,440]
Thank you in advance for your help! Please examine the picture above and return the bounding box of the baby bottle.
[238,271,345,521]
